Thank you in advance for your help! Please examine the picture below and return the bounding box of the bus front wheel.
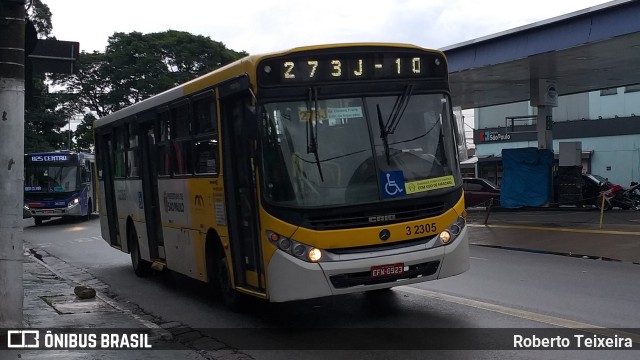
[34,218,43,226]
[216,255,245,312]
[129,225,152,277]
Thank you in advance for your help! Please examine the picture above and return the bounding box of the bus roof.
[94,43,439,129]
[25,150,93,156]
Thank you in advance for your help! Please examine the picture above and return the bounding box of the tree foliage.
[24,0,70,152]
[24,1,247,153]
[55,30,247,125]
[74,113,96,152]
[24,79,70,152]
[27,0,52,37]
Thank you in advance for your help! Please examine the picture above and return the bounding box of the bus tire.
[34,218,43,226]
[129,224,152,277]
[216,255,245,312]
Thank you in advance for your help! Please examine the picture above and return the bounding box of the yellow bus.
[94,43,469,309]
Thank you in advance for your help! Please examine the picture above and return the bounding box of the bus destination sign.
[258,50,447,86]
[31,155,69,162]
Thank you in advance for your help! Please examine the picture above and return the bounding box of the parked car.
[554,173,620,207]
[462,178,501,208]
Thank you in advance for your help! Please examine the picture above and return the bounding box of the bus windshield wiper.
[378,84,414,164]
[306,87,324,182]
[377,104,391,165]
[385,84,414,134]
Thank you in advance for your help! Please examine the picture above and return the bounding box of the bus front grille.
[305,202,445,230]
[329,261,440,289]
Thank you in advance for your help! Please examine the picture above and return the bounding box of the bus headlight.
[439,230,452,244]
[267,231,324,263]
[68,198,80,208]
[436,216,465,246]
[308,248,322,262]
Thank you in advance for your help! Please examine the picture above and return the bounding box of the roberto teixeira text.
[513,334,634,349]
[5,330,152,349]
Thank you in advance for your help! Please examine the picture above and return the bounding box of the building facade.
[472,85,640,187]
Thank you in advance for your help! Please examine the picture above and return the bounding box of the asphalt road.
[21,216,640,359]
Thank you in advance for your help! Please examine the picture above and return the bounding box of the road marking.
[396,286,640,343]
[69,236,102,243]
[470,256,489,261]
[469,223,640,236]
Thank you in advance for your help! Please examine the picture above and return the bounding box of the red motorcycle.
[596,181,640,210]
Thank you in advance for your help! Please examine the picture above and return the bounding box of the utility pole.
[0,0,26,327]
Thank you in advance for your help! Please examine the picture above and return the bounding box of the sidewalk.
[1,247,252,360]
[466,207,640,264]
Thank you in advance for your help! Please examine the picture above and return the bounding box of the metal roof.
[442,0,640,109]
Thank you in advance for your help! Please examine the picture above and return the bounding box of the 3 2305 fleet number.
[405,223,437,236]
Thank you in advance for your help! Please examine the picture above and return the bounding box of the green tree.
[24,0,70,152]
[74,113,96,152]
[24,79,71,152]
[103,30,247,106]
[27,0,52,37]
[53,30,247,149]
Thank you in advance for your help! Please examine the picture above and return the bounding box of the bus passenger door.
[219,78,264,293]
[98,132,121,247]
[139,121,164,261]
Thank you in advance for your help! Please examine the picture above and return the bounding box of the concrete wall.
[474,86,640,186]
[588,86,640,118]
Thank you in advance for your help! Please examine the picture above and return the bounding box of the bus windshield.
[25,165,79,193]
[260,93,461,207]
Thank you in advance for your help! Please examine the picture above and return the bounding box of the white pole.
[0,0,25,328]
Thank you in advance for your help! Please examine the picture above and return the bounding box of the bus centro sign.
[480,131,511,142]
[31,155,68,162]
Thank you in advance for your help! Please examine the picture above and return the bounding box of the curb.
[471,243,639,264]
[24,247,172,341]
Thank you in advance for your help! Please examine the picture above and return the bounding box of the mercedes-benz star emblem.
[379,229,391,241]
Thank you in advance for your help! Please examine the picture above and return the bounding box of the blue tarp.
[501,147,554,208]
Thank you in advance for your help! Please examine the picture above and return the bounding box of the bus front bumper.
[266,226,469,303]
[28,204,83,217]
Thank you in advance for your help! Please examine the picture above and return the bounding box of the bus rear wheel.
[129,225,152,277]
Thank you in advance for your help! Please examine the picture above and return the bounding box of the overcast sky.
[42,0,617,146]
[43,0,613,55]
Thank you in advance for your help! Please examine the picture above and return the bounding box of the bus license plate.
[371,263,404,278]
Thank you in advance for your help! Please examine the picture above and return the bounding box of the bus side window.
[114,127,127,178]
[192,91,219,175]
[81,166,88,183]
[157,109,172,176]
[170,101,193,175]
[85,160,92,181]
[127,122,140,178]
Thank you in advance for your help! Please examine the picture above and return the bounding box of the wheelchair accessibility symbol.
[380,171,406,199]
